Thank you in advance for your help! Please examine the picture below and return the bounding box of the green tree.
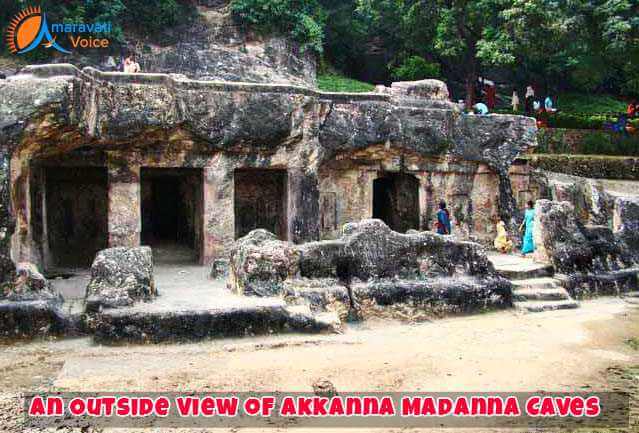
[231,0,326,53]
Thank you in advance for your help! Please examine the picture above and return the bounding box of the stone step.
[513,287,570,302]
[511,277,561,290]
[488,254,555,280]
[498,265,554,280]
[621,291,639,298]
[514,299,580,313]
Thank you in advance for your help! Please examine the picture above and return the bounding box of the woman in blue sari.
[519,200,535,255]
[436,201,452,235]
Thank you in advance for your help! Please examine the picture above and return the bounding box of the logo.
[6,6,70,54]
[6,6,112,55]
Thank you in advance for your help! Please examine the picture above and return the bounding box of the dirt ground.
[1,297,638,432]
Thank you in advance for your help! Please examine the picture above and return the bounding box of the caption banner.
[24,392,629,429]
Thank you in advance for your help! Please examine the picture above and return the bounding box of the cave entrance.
[41,166,109,269]
[234,169,288,240]
[372,172,420,232]
[141,168,203,264]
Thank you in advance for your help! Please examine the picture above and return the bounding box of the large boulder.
[533,200,593,272]
[533,199,639,297]
[614,196,639,256]
[228,220,511,319]
[85,247,156,311]
[228,230,300,297]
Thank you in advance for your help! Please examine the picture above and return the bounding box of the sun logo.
[6,6,70,54]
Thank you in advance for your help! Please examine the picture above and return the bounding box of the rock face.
[0,63,536,286]
[49,3,316,86]
[85,247,156,311]
[614,196,639,256]
[229,220,512,319]
[533,199,639,297]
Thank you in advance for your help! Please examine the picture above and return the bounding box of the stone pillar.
[202,164,234,264]
[287,168,320,244]
[38,167,52,270]
[108,157,140,248]
[418,173,433,231]
[9,159,39,264]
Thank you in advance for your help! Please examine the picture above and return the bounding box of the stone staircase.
[621,291,639,304]
[488,253,579,313]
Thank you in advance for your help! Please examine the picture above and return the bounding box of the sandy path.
[1,297,638,432]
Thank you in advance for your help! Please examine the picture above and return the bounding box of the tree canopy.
[232,0,639,100]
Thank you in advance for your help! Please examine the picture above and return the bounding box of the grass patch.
[556,93,627,114]
[317,73,375,93]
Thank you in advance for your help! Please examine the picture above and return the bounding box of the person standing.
[511,90,520,112]
[519,200,535,255]
[436,201,452,235]
[525,85,535,115]
[486,83,496,110]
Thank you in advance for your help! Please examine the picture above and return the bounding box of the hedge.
[524,154,639,180]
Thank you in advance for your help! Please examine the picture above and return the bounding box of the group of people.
[512,85,556,115]
[103,54,142,73]
[465,81,556,118]
[493,200,536,256]
[435,199,536,257]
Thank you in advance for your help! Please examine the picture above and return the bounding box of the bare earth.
[1,297,638,432]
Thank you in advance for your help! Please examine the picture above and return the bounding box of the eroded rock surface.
[229,220,512,319]
[0,263,65,338]
[85,247,156,311]
[533,199,639,297]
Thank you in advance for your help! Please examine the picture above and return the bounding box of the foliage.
[536,128,639,156]
[317,73,375,92]
[230,0,325,53]
[556,93,628,114]
[391,56,440,81]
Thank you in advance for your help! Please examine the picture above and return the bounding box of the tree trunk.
[465,73,475,108]
[464,43,477,108]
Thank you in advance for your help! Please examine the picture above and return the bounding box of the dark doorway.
[234,169,288,240]
[372,172,420,232]
[141,168,202,264]
[44,167,108,269]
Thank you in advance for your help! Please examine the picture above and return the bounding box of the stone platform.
[51,265,338,344]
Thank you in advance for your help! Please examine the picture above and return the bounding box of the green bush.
[230,0,325,54]
[535,129,639,156]
[556,93,627,114]
[391,56,440,81]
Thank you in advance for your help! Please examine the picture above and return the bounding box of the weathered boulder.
[533,200,593,272]
[228,220,511,318]
[533,199,639,297]
[0,262,65,338]
[3,262,59,302]
[390,79,450,101]
[228,230,300,297]
[85,247,156,311]
[614,196,639,256]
